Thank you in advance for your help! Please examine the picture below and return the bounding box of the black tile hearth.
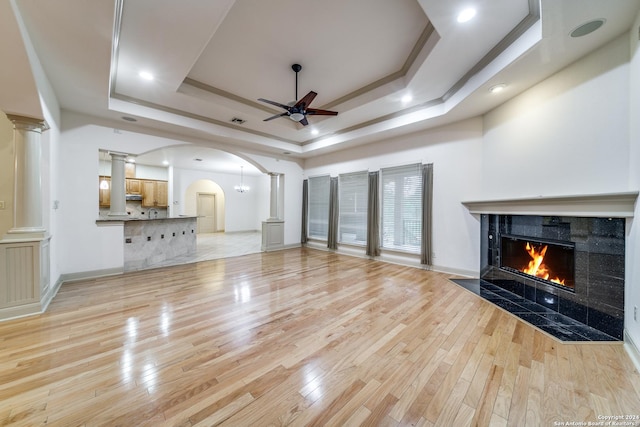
[451,279,618,342]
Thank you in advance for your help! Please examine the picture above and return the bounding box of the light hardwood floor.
[1,248,639,426]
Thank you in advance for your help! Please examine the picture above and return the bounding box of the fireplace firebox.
[500,234,575,291]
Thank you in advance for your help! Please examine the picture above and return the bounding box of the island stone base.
[123,217,197,271]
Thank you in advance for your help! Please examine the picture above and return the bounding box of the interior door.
[197,193,216,233]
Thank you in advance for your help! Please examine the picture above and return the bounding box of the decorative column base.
[261,220,284,252]
[3,227,47,241]
[0,236,53,321]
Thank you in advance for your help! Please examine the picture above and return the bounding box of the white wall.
[134,164,168,181]
[482,34,631,198]
[57,121,125,275]
[626,11,640,356]
[305,117,484,275]
[42,100,62,288]
[0,114,14,237]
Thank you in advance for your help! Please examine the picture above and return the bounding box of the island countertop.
[96,215,197,223]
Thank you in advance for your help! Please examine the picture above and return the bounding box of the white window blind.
[338,171,368,245]
[381,163,422,253]
[308,175,330,240]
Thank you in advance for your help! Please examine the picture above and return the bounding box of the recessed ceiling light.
[401,94,413,104]
[311,128,319,136]
[570,19,606,38]
[457,8,476,23]
[139,71,154,81]
[489,83,507,94]
[194,158,203,162]
[162,160,169,166]
[126,158,136,163]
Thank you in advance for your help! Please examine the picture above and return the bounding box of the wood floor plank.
[0,248,638,426]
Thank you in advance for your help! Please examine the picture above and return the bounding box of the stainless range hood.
[126,194,143,201]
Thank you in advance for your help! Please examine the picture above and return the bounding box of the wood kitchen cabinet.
[156,181,168,207]
[142,180,168,207]
[99,176,111,207]
[126,178,142,195]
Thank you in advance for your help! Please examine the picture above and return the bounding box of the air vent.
[231,117,246,124]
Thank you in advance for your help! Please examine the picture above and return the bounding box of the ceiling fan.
[258,64,338,126]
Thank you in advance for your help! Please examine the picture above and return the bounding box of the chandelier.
[234,166,250,193]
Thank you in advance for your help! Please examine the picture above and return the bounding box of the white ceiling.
[4,0,640,172]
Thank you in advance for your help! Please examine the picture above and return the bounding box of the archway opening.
[185,179,225,233]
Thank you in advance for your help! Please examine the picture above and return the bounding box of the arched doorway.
[184,179,225,233]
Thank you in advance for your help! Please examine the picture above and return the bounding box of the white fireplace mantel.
[461,191,638,218]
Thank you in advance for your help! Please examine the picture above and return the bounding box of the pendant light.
[234,166,250,193]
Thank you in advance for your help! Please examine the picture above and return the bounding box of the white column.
[108,152,128,218]
[4,114,48,239]
[268,173,280,221]
[262,172,284,251]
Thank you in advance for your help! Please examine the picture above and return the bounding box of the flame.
[522,242,565,285]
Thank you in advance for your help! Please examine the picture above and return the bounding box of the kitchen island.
[97,216,197,271]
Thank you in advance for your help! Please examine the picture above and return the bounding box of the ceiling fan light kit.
[258,64,338,126]
[289,113,305,122]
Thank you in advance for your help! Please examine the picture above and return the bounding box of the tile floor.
[147,231,263,269]
[451,278,618,342]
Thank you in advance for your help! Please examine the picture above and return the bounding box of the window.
[381,164,422,253]
[338,171,368,245]
[308,175,330,240]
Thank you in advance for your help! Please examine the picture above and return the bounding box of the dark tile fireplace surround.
[471,214,626,341]
[480,214,625,340]
[457,193,639,342]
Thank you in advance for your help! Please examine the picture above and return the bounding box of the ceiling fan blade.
[258,98,290,110]
[306,108,339,116]
[298,117,309,126]
[263,112,289,121]
[294,91,317,109]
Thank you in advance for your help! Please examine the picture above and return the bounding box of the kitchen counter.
[97,216,197,271]
[96,215,197,222]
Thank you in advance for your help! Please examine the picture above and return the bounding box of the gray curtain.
[327,177,339,249]
[301,179,308,244]
[366,171,380,257]
[421,163,433,265]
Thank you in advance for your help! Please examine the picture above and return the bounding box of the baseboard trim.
[263,242,301,252]
[624,330,640,372]
[430,264,478,278]
[0,301,43,322]
[40,276,64,312]
[60,267,124,284]
[223,229,261,235]
[303,243,478,277]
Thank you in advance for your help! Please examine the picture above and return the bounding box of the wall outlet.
[635,306,638,322]
[0,201,4,210]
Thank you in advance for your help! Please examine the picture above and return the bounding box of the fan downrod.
[292,64,302,100]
